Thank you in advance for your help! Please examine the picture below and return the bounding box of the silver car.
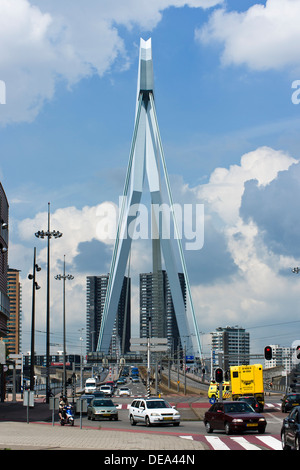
[87,398,118,421]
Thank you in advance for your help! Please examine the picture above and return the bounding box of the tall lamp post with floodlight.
[28,247,41,392]
[55,255,74,397]
[35,202,62,403]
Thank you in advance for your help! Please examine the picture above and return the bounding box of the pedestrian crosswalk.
[264,402,282,410]
[181,434,282,450]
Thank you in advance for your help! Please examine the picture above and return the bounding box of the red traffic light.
[264,346,272,360]
[215,368,223,383]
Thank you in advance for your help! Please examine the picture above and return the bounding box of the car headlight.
[150,412,160,416]
[232,418,243,423]
[259,418,266,422]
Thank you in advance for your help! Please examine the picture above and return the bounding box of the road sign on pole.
[130,338,169,398]
[130,338,168,351]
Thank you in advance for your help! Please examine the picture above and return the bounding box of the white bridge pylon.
[96,38,202,360]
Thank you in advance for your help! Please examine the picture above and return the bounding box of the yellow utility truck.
[230,364,264,411]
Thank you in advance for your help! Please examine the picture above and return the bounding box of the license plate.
[163,417,173,420]
[102,413,110,417]
[246,423,257,427]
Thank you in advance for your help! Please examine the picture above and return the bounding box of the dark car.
[204,401,267,435]
[281,393,300,413]
[237,396,261,413]
[281,405,300,450]
[92,391,106,398]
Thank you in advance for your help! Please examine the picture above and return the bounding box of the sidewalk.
[0,421,206,450]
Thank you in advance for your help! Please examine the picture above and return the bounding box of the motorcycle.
[60,404,74,426]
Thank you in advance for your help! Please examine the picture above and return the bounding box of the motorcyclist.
[59,395,68,421]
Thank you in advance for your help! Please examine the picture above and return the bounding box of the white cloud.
[0,0,127,124]
[196,146,296,225]
[196,0,300,71]
[190,145,300,347]
[0,0,223,125]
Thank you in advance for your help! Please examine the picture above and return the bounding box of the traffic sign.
[130,337,168,353]
[130,338,168,345]
[9,364,22,370]
[130,346,148,352]
[130,345,169,352]
[23,390,34,407]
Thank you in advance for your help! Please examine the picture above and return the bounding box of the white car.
[128,398,180,427]
[119,386,131,397]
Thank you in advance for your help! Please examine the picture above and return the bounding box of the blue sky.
[2,0,300,359]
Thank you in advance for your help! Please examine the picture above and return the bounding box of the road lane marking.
[231,436,261,450]
[256,435,282,450]
[205,436,230,450]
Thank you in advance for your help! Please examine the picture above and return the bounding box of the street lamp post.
[28,247,41,392]
[55,255,74,397]
[35,202,62,403]
[78,328,85,390]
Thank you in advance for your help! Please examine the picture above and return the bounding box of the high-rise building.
[0,183,9,339]
[86,274,131,356]
[211,326,250,370]
[6,268,22,354]
[139,270,185,355]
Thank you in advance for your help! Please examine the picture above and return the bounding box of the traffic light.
[215,368,223,383]
[264,346,272,360]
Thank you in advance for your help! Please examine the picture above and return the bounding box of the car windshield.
[288,395,300,402]
[224,403,253,413]
[146,400,171,409]
[93,399,114,407]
